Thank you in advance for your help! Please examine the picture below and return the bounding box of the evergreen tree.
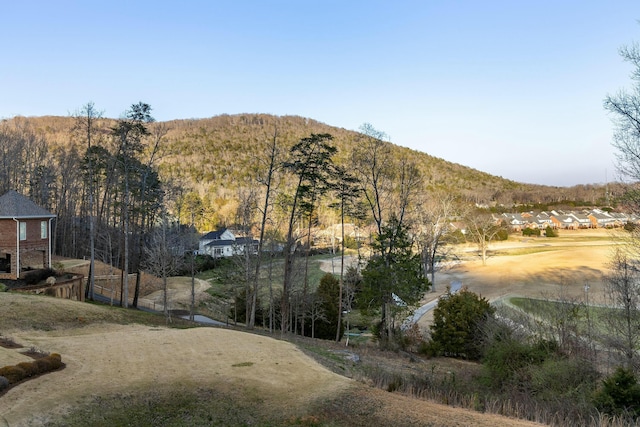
[359,215,428,340]
[281,133,336,334]
[428,287,495,359]
[309,273,344,340]
[594,366,640,417]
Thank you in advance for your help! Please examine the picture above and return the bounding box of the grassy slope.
[0,292,543,427]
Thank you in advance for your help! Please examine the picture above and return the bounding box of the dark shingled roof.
[201,228,228,240]
[0,190,56,219]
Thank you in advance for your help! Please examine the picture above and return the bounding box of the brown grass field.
[0,228,618,426]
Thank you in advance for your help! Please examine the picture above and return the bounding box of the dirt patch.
[141,276,212,310]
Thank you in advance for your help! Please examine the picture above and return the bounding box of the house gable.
[0,190,56,280]
[0,190,56,219]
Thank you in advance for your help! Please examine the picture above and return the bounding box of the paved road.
[403,281,462,328]
[91,292,225,326]
[178,314,226,326]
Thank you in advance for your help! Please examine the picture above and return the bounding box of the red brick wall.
[0,219,16,247]
[0,218,51,279]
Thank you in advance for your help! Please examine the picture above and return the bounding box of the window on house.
[41,221,47,239]
[19,222,26,241]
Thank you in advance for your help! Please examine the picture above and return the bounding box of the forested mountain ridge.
[3,113,617,231]
[158,114,517,194]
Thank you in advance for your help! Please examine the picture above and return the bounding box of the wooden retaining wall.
[14,274,85,302]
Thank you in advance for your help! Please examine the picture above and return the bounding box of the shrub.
[495,228,509,241]
[33,358,52,374]
[343,235,359,249]
[593,366,640,417]
[0,366,26,384]
[545,225,558,237]
[23,268,56,285]
[428,288,495,360]
[47,353,62,369]
[0,354,62,386]
[522,228,540,237]
[530,358,599,400]
[0,375,8,391]
[16,361,38,377]
[481,338,551,389]
[307,273,344,340]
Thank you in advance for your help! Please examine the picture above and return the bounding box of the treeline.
[0,109,624,329]
[11,113,621,231]
[0,104,168,307]
[0,109,467,339]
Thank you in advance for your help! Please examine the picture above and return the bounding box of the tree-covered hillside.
[10,113,619,231]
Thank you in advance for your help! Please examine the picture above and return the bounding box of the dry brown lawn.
[2,229,616,426]
[0,293,545,427]
[414,228,617,327]
[441,228,614,301]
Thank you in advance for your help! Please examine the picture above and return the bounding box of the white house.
[198,228,259,258]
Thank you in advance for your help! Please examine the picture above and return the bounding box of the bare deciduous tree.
[603,247,640,370]
[143,214,187,322]
[414,192,458,292]
[352,123,423,341]
[249,127,281,329]
[464,211,503,266]
[605,41,640,185]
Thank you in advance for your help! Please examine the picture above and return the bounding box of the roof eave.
[0,215,56,219]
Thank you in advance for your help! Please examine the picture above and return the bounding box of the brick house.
[0,190,55,280]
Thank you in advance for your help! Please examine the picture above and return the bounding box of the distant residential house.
[0,190,56,280]
[535,212,554,228]
[198,228,259,258]
[501,213,527,231]
[524,218,547,230]
[568,212,594,228]
[610,211,636,226]
[448,221,467,235]
[588,209,616,228]
[551,214,578,229]
[499,209,636,232]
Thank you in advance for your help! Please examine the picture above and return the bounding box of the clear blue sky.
[2,1,639,187]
